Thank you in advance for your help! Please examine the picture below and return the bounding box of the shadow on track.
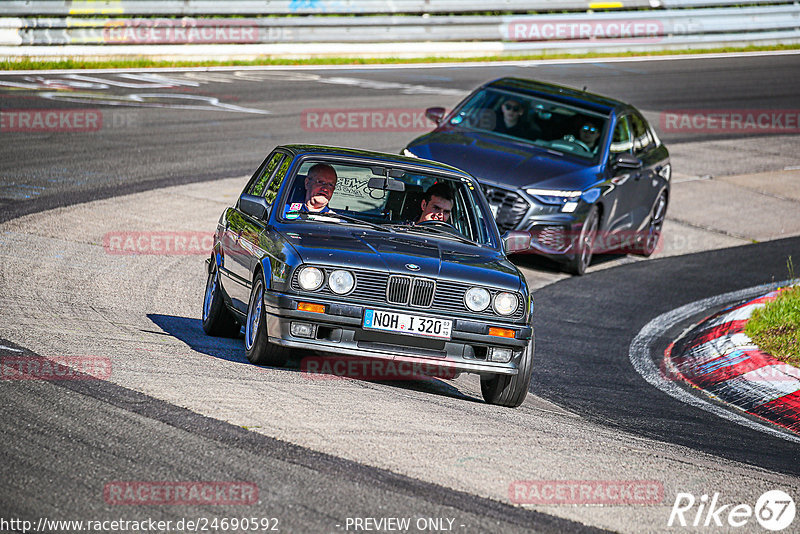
[148,313,246,364]
[147,313,476,403]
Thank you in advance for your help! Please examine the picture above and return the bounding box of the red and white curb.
[665,286,800,434]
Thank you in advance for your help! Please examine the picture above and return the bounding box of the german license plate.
[363,309,452,340]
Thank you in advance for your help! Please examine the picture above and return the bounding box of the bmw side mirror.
[502,230,532,254]
[425,107,446,125]
[614,153,643,169]
[239,194,270,220]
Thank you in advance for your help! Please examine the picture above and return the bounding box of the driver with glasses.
[285,163,338,216]
[578,120,601,152]
[561,119,601,153]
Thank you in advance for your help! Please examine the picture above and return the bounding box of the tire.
[636,191,668,257]
[244,273,288,367]
[565,205,599,276]
[202,264,240,338]
[480,337,534,408]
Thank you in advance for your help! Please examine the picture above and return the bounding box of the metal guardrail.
[0,2,798,59]
[2,5,798,45]
[0,0,795,15]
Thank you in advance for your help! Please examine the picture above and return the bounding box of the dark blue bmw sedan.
[203,145,535,407]
[403,77,671,275]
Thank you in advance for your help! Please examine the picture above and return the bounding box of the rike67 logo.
[668,490,795,531]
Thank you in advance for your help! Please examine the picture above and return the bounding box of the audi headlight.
[493,292,518,316]
[465,287,491,312]
[525,188,581,204]
[526,188,581,212]
[328,269,355,295]
[525,188,596,214]
[297,266,324,291]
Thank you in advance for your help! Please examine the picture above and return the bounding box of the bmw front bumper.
[263,292,532,376]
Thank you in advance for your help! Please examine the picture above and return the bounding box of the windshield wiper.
[296,212,394,233]
[389,223,479,246]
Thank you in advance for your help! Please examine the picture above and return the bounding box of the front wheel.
[636,191,667,257]
[244,274,288,367]
[480,337,534,408]
[565,206,599,276]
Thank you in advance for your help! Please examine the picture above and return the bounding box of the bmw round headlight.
[328,269,355,295]
[465,287,491,312]
[297,266,324,291]
[493,292,518,316]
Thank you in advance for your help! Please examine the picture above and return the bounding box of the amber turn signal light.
[488,327,515,338]
[298,302,325,314]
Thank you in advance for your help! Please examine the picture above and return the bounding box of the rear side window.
[249,153,285,196]
[631,113,654,155]
[610,116,633,155]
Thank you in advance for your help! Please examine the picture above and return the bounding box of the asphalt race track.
[3,52,800,223]
[1,53,799,533]
[535,236,800,474]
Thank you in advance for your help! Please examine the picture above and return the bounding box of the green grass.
[745,285,800,365]
[2,43,799,71]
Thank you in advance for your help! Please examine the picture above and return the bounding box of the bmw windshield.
[277,159,498,248]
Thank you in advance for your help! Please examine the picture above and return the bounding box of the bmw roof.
[278,144,475,178]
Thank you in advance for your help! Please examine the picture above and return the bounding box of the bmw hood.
[407,130,600,191]
[280,225,523,291]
